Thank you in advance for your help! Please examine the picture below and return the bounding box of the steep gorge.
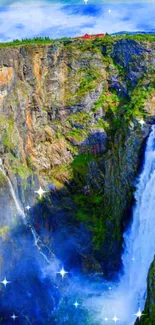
[0,36,155,324]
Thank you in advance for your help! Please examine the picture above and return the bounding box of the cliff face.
[0,38,155,279]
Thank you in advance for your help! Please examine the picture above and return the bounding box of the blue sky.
[0,1,154,42]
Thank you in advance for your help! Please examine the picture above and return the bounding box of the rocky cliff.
[0,36,155,284]
[136,258,155,325]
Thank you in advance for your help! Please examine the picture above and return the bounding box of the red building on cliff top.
[73,33,105,40]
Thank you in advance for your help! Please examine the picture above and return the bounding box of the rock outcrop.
[136,257,155,325]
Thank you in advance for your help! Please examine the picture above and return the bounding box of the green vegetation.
[77,74,97,96]
[0,117,19,151]
[93,90,120,113]
[10,156,32,180]
[0,117,33,186]
[122,77,155,120]
[0,226,9,238]
[0,171,7,188]
[73,191,106,250]
[95,119,110,130]
[66,128,87,143]
[47,162,72,189]
[0,36,71,48]
[70,154,107,249]
[67,112,91,126]
[72,189,122,251]
[4,153,33,192]
[114,33,155,42]
[71,154,94,179]
[66,65,104,105]
[0,33,154,49]
[0,117,33,190]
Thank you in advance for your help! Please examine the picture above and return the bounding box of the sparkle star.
[57,268,68,279]
[108,9,111,14]
[132,257,135,261]
[113,316,119,322]
[11,314,18,321]
[73,301,79,308]
[109,286,112,290]
[1,277,11,287]
[104,317,108,321]
[26,205,31,210]
[134,308,143,320]
[35,186,46,198]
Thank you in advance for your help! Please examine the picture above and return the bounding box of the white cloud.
[0,2,94,41]
[81,4,155,34]
[0,1,154,42]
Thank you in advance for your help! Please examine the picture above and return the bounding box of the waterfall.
[0,159,53,265]
[107,124,155,324]
[0,159,25,221]
[85,125,155,324]
[121,124,155,317]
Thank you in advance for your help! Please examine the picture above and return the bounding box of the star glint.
[26,205,31,210]
[112,316,119,322]
[134,308,144,320]
[11,314,18,321]
[35,186,46,198]
[73,301,79,308]
[1,277,11,287]
[57,267,68,279]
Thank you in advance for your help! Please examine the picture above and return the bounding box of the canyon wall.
[0,37,155,281]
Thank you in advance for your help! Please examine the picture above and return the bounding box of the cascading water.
[0,159,53,265]
[113,124,155,323]
[0,158,25,220]
[121,124,155,320]
[85,125,155,324]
